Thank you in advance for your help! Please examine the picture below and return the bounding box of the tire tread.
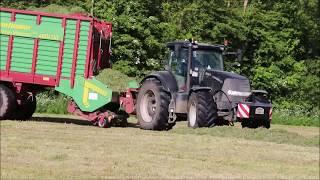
[137,79,174,130]
[188,91,218,128]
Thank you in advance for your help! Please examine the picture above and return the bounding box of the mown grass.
[95,69,137,92]
[0,116,319,179]
[170,123,319,147]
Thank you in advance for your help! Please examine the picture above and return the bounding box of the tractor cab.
[166,41,225,91]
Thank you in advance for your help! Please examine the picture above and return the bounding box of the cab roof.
[166,41,224,51]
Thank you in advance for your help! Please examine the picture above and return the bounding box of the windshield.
[192,50,223,71]
[166,47,224,73]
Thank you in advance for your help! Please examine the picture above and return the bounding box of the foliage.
[30,4,86,14]
[36,90,69,114]
[272,111,319,127]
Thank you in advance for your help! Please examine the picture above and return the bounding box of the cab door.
[168,48,189,92]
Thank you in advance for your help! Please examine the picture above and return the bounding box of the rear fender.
[140,71,178,93]
[174,87,213,114]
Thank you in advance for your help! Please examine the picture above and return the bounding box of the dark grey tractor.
[136,41,272,130]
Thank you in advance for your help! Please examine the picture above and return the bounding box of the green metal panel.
[37,40,60,47]
[11,67,32,73]
[60,19,76,78]
[0,12,11,18]
[36,60,59,67]
[37,52,59,58]
[0,34,9,42]
[55,77,112,112]
[0,13,11,70]
[10,36,33,73]
[36,39,60,76]
[32,16,61,76]
[60,19,90,79]
[0,34,9,70]
[0,12,64,75]
[0,13,64,41]
[75,21,90,76]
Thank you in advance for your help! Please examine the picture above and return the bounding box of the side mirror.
[233,62,241,67]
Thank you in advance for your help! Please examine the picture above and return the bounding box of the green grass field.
[1,114,319,179]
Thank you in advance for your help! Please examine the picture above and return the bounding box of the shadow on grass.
[28,116,140,128]
[30,116,92,126]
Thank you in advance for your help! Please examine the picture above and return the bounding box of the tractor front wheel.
[187,91,218,128]
[136,79,173,130]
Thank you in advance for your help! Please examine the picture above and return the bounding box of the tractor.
[136,40,272,130]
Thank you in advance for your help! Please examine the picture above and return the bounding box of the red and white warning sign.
[237,103,250,118]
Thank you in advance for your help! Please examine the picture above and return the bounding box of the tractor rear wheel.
[187,91,218,128]
[0,85,16,120]
[136,79,173,130]
[14,94,37,120]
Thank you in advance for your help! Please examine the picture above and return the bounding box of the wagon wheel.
[0,85,16,120]
[97,116,110,128]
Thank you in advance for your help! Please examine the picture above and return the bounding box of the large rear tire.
[187,91,218,128]
[14,94,37,120]
[0,85,16,120]
[136,79,174,130]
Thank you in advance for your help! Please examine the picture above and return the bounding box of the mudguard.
[141,71,178,93]
[190,86,212,93]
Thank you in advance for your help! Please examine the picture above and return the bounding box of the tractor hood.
[205,70,248,82]
[201,70,251,108]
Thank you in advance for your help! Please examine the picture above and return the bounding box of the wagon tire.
[0,85,16,120]
[187,91,218,128]
[14,95,37,120]
[136,79,173,130]
[98,118,110,128]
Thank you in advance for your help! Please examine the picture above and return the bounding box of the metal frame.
[70,20,81,88]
